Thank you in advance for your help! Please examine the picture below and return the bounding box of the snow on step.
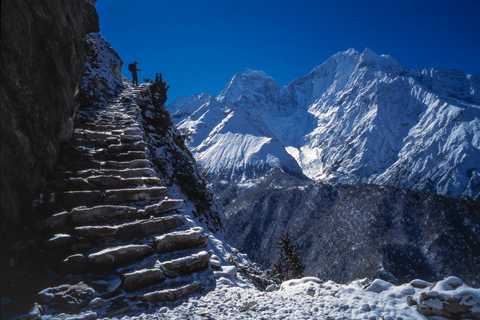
[71,205,138,225]
[154,227,207,253]
[107,141,147,153]
[76,167,154,178]
[122,177,163,187]
[120,134,143,143]
[122,268,165,292]
[74,225,118,238]
[105,159,150,169]
[144,199,184,215]
[104,186,167,203]
[116,215,185,242]
[160,251,210,278]
[87,175,123,189]
[110,150,147,161]
[135,282,203,302]
[88,244,154,267]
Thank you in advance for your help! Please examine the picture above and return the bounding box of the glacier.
[168,48,480,201]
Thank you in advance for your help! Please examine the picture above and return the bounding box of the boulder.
[123,268,165,292]
[416,276,480,319]
[38,282,97,312]
[160,251,209,278]
[154,227,208,253]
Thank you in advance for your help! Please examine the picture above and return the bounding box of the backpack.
[128,63,135,72]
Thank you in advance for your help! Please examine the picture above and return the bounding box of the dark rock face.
[0,0,99,232]
[224,172,480,286]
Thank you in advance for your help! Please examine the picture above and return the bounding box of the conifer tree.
[149,73,169,108]
[271,231,305,282]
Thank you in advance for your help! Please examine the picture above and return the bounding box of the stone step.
[120,134,143,143]
[105,159,150,169]
[134,282,203,302]
[71,205,138,226]
[116,214,185,242]
[122,268,165,292]
[66,159,151,172]
[88,244,154,269]
[154,227,208,253]
[73,130,114,140]
[107,142,146,153]
[75,167,153,178]
[122,177,163,187]
[108,150,147,161]
[144,199,184,215]
[103,186,167,203]
[159,251,210,278]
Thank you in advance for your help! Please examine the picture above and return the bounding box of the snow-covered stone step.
[120,134,143,143]
[154,227,207,253]
[110,150,147,161]
[105,159,150,169]
[122,176,163,187]
[107,142,146,153]
[88,244,154,269]
[75,167,154,178]
[103,186,167,203]
[73,129,113,140]
[134,282,203,302]
[144,199,184,215]
[122,268,165,292]
[71,205,138,226]
[159,251,210,278]
[115,214,185,242]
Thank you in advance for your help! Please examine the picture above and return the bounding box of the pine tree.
[271,231,305,282]
[149,73,169,109]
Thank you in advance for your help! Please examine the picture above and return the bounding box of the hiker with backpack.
[128,61,141,86]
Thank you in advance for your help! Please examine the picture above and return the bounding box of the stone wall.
[0,0,99,232]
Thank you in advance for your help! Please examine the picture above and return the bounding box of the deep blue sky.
[96,0,480,103]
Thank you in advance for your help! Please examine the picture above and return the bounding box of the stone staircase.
[27,86,228,318]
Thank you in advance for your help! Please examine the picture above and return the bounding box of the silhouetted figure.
[128,61,141,86]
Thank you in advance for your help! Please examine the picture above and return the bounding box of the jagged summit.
[168,49,480,201]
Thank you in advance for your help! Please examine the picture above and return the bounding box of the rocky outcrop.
[0,0,99,232]
[414,277,480,319]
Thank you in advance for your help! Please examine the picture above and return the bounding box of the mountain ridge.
[167,48,480,201]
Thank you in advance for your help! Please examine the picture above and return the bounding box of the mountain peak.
[242,68,274,81]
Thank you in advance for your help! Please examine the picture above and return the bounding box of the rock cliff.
[0,0,99,232]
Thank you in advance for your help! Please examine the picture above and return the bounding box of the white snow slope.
[125,275,480,320]
[167,48,480,201]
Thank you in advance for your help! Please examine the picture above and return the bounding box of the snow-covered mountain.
[167,48,480,201]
